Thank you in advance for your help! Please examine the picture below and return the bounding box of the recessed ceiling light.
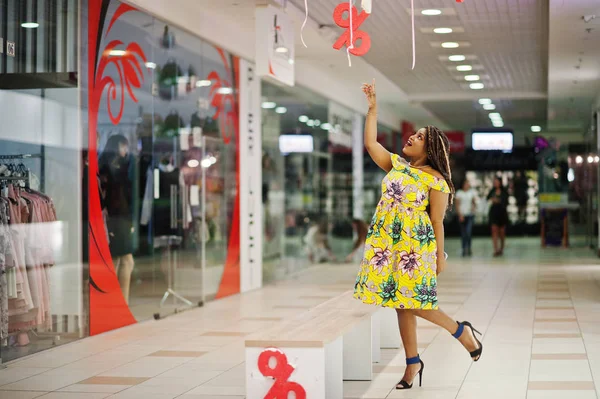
[314,119,321,126]
[465,75,480,81]
[470,83,484,90]
[489,113,502,119]
[187,159,200,168]
[216,87,233,94]
[196,79,212,87]
[261,101,277,109]
[299,115,309,123]
[493,121,504,127]
[275,107,287,114]
[145,62,157,69]
[275,46,289,54]
[321,123,332,131]
[456,65,472,71]
[449,55,466,62]
[21,22,40,29]
[531,125,542,132]
[434,27,453,34]
[442,42,459,48]
[478,98,492,105]
[422,9,442,16]
[307,119,315,127]
[483,104,496,110]
[109,49,126,56]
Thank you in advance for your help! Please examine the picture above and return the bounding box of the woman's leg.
[396,310,420,385]
[411,308,479,354]
[465,216,474,255]
[112,256,121,272]
[491,224,499,254]
[459,220,468,256]
[118,254,134,304]
[499,225,506,254]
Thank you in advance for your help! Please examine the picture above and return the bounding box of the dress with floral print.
[353,154,450,310]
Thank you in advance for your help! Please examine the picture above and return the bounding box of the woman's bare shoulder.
[423,167,444,180]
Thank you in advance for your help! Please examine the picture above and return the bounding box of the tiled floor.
[2,238,600,399]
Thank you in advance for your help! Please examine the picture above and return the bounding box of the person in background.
[99,135,135,304]
[304,218,335,263]
[455,179,477,257]
[345,218,369,262]
[487,176,509,257]
[513,171,528,224]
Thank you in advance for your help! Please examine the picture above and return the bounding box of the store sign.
[255,5,295,86]
[445,131,465,153]
[463,148,537,171]
[239,59,263,292]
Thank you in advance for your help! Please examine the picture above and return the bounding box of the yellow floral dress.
[353,154,450,310]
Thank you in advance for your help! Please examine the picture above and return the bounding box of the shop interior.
[0,0,81,362]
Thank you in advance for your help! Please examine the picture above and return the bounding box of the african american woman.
[353,79,483,390]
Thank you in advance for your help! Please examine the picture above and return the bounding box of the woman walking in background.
[99,135,136,304]
[354,79,483,391]
[455,179,477,257]
[304,218,335,263]
[487,176,509,257]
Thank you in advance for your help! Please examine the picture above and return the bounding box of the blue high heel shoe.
[453,321,483,361]
[396,355,424,390]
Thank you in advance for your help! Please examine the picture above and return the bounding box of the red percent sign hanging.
[332,2,371,57]
[258,348,307,399]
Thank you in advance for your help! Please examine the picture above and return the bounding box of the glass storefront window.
[0,0,82,362]
[261,81,334,282]
[83,1,241,334]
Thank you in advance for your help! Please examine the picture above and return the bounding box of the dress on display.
[353,154,450,310]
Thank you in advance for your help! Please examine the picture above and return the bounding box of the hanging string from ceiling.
[300,0,309,47]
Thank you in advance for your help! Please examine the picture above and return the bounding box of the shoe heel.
[418,360,424,387]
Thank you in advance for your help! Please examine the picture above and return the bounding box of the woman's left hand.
[436,257,447,275]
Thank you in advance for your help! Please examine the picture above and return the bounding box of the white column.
[239,59,263,292]
[352,113,364,219]
[597,110,600,255]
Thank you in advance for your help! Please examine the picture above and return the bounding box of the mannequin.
[99,135,135,304]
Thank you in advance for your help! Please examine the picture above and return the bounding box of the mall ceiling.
[289,0,552,135]
[135,0,600,139]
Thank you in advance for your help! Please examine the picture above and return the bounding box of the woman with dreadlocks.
[353,80,483,390]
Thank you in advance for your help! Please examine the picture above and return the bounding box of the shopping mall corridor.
[1,238,600,399]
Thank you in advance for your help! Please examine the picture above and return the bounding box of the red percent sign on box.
[332,2,371,56]
[258,348,307,399]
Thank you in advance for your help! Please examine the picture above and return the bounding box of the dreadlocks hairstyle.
[425,126,455,209]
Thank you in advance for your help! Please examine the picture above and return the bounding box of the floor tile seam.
[4,318,163,370]
[528,268,543,399]
[565,278,600,398]
[454,267,515,399]
[0,368,54,388]
[74,354,202,394]
[172,360,244,397]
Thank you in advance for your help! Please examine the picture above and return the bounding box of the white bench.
[245,291,398,398]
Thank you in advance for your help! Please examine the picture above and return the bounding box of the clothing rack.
[0,154,49,368]
[0,154,42,159]
[0,153,42,189]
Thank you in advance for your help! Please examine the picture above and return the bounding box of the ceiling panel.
[423,99,547,133]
